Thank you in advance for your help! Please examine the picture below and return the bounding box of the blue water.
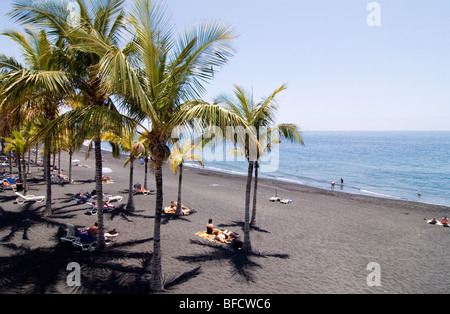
[185,131,450,207]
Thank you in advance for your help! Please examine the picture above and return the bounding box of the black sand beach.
[0,148,449,294]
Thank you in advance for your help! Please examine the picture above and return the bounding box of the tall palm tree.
[215,84,304,250]
[0,29,73,215]
[168,139,204,216]
[98,0,241,291]
[9,0,130,250]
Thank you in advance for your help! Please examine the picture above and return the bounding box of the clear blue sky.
[1,0,449,131]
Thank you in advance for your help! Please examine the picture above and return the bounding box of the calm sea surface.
[186,131,450,207]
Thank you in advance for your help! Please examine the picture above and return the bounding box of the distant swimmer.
[340,178,344,185]
[418,191,421,197]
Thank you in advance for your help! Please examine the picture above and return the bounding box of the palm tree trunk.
[144,157,149,190]
[16,153,22,183]
[126,158,135,211]
[243,161,254,253]
[57,148,61,175]
[250,160,259,225]
[44,143,52,216]
[22,157,28,194]
[8,151,12,175]
[27,150,31,174]
[68,150,73,183]
[150,163,164,291]
[175,163,183,216]
[35,144,39,165]
[94,138,107,252]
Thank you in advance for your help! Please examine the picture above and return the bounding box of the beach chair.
[72,235,115,251]
[15,192,45,204]
[85,203,98,215]
[60,224,78,243]
[269,189,281,202]
[133,184,154,195]
[72,237,97,251]
[105,195,123,203]
[2,178,16,191]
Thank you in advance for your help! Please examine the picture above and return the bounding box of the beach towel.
[164,206,176,214]
[164,206,194,215]
[195,231,235,244]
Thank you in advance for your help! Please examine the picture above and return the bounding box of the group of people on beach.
[429,215,450,227]
[206,219,240,243]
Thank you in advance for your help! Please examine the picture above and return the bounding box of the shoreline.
[0,148,449,294]
[95,143,449,209]
[183,163,450,212]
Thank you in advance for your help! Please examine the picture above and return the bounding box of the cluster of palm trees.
[0,0,303,292]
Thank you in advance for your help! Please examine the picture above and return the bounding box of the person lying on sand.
[215,230,240,243]
[429,217,438,224]
[170,201,193,215]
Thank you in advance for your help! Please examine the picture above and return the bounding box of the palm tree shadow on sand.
[0,203,202,294]
[176,239,289,283]
[0,232,200,294]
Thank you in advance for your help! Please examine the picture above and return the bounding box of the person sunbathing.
[88,222,119,240]
[429,217,438,224]
[441,215,449,226]
[171,201,193,215]
[215,230,239,243]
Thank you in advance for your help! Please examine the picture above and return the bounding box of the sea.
[184,131,450,207]
[97,131,450,207]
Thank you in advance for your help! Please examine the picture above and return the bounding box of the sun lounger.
[72,237,98,251]
[2,178,16,191]
[15,192,45,204]
[85,202,115,215]
[133,183,154,195]
[105,195,123,203]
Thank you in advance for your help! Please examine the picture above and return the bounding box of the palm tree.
[169,139,204,216]
[59,123,87,184]
[215,84,304,250]
[5,127,33,193]
[9,0,131,250]
[103,126,145,211]
[0,29,73,215]
[98,0,240,291]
